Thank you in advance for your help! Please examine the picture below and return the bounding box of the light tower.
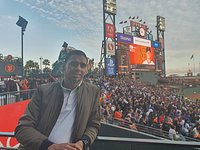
[100,0,117,76]
[156,16,166,77]
[16,16,28,76]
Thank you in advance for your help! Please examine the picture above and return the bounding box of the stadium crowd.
[94,77,200,140]
[1,75,200,140]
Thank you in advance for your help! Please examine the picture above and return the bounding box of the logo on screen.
[5,64,15,73]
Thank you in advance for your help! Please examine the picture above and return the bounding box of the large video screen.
[129,44,155,65]
[129,44,155,71]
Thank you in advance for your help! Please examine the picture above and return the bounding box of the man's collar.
[60,80,83,92]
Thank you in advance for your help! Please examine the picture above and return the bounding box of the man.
[142,47,155,65]
[15,50,101,150]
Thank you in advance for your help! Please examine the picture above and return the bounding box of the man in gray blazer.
[15,50,101,150]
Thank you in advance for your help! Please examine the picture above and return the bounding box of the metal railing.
[102,116,200,142]
[0,89,36,106]
[1,132,199,150]
[92,136,200,150]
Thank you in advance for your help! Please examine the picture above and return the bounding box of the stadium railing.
[1,132,200,150]
[0,89,36,106]
[102,116,200,142]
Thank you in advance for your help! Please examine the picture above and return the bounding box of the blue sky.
[0,0,200,75]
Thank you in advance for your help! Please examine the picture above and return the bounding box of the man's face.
[63,55,88,84]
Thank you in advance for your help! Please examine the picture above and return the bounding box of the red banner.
[0,100,30,148]
[106,23,115,39]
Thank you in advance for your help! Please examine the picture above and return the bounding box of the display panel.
[129,44,155,65]
[116,49,129,74]
[0,60,23,76]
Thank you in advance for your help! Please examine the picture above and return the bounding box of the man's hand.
[48,140,83,150]
[68,140,84,150]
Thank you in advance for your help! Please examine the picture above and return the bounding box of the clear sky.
[0,0,200,75]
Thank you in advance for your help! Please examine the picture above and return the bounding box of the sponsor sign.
[117,32,133,44]
[133,37,151,47]
[106,40,115,55]
[106,58,116,76]
[106,23,115,39]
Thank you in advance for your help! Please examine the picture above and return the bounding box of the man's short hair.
[64,50,88,63]
[146,47,151,52]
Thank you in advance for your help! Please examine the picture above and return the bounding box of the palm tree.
[43,67,52,74]
[24,60,39,75]
[32,62,40,74]
[43,59,50,68]
[0,53,3,60]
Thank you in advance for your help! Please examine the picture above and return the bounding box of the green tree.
[43,59,50,68]
[43,67,52,74]
[0,53,3,60]
[24,60,40,76]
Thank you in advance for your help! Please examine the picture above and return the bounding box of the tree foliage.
[24,60,40,75]
[43,59,50,68]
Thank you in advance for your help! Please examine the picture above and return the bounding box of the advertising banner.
[106,40,115,55]
[129,44,155,66]
[106,23,115,39]
[106,58,116,76]
[0,100,30,149]
[133,37,151,47]
[117,32,133,44]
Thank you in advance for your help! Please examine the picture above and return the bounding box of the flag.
[190,54,194,59]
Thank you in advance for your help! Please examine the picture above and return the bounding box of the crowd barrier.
[0,89,35,106]
[102,116,200,142]
[1,132,200,150]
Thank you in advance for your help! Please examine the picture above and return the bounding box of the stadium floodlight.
[16,16,28,31]
[157,16,165,31]
[104,0,117,15]
[16,16,28,76]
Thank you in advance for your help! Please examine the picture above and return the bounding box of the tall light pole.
[16,16,28,76]
[39,57,43,73]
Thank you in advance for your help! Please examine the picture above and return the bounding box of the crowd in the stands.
[1,75,200,140]
[93,77,200,140]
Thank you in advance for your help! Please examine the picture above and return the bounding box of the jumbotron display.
[117,32,156,72]
[129,44,155,65]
